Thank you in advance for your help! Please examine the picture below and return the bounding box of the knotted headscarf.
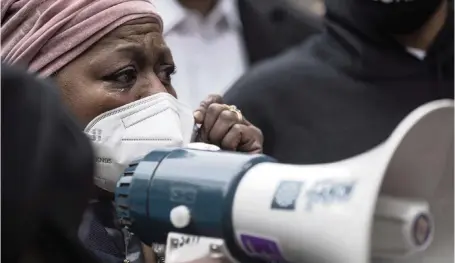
[1,0,162,77]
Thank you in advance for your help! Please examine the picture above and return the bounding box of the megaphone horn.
[230,99,453,263]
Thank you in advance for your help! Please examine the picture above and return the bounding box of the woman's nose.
[137,73,168,100]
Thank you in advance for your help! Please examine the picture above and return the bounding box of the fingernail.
[193,111,203,120]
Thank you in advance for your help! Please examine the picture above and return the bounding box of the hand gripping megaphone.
[115,99,454,263]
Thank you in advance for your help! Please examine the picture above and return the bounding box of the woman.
[1,1,263,263]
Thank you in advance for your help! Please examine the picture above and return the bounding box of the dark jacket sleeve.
[78,200,147,263]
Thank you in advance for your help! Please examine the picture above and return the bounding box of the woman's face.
[55,19,176,127]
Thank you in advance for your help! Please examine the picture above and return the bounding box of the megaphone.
[115,99,454,263]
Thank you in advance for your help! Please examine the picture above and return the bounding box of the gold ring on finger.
[223,104,243,122]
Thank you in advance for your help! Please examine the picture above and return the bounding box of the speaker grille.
[115,160,140,227]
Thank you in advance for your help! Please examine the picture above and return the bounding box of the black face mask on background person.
[326,0,445,35]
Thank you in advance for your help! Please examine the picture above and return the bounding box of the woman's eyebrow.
[86,44,145,69]
[114,45,148,65]
[115,44,174,64]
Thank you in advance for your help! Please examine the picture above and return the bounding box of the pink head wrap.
[1,0,162,77]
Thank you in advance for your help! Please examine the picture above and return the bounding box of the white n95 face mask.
[84,92,195,192]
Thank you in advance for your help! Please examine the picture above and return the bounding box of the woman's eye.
[105,66,137,87]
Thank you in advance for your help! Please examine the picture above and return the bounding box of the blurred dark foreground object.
[1,64,100,263]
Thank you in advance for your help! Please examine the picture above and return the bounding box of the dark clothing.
[1,64,99,263]
[78,199,146,263]
[239,0,322,66]
[224,4,454,164]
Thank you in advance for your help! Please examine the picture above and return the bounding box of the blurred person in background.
[224,0,454,164]
[2,64,99,263]
[155,0,322,109]
[288,0,326,16]
[1,0,263,262]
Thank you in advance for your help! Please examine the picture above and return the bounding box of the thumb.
[193,110,204,124]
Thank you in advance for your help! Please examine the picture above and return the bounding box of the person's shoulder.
[239,0,323,32]
[225,37,334,99]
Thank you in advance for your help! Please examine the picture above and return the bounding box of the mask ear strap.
[122,226,134,263]
[153,243,167,263]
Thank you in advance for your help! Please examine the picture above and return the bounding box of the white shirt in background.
[407,47,427,60]
[155,0,248,109]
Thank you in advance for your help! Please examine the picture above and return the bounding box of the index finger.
[193,94,224,123]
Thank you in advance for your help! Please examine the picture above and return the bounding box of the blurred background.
[288,0,325,16]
